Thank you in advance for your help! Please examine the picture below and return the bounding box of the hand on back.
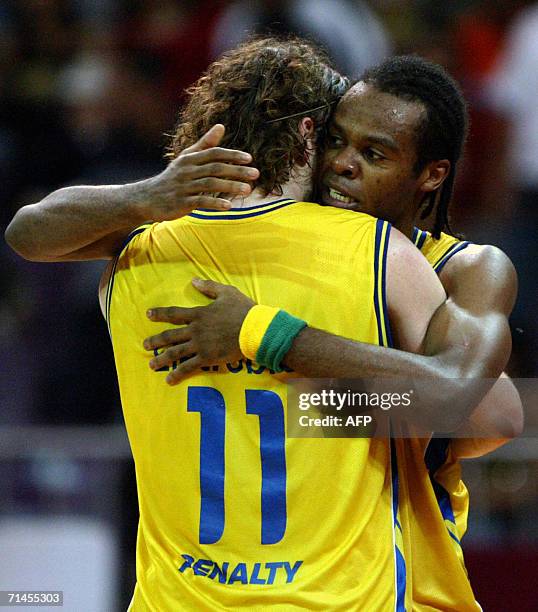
[138,124,259,221]
[143,279,255,384]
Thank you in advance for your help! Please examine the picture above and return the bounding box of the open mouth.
[328,187,355,204]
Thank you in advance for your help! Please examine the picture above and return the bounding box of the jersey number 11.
[188,386,287,545]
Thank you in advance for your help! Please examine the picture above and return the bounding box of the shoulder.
[386,227,445,298]
[440,244,517,314]
[441,243,516,282]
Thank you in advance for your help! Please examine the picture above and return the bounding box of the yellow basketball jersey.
[412,227,470,275]
[107,200,406,611]
[399,228,479,611]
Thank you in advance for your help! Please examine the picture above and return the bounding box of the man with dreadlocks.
[7,40,460,610]
[141,56,521,611]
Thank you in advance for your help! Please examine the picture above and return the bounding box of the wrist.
[239,305,307,372]
[111,179,155,225]
[239,305,280,361]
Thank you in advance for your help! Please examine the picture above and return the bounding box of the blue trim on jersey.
[106,223,152,337]
[373,223,383,346]
[120,223,152,251]
[425,438,457,523]
[195,198,292,212]
[434,241,470,273]
[448,529,462,546]
[188,200,296,220]
[391,439,406,612]
[395,547,407,612]
[412,227,428,249]
[416,230,428,250]
[391,440,400,520]
[105,255,120,337]
[380,224,394,348]
[373,220,394,348]
[431,478,456,524]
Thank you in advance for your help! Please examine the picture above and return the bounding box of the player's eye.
[327,132,345,147]
[363,148,385,162]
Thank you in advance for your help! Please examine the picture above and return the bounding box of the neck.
[228,189,295,209]
[397,218,416,240]
[229,166,312,208]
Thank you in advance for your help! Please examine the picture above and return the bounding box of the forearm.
[284,327,447,378]
[283,325,493,432]
[5,182,150,261]
[6,127,261,262]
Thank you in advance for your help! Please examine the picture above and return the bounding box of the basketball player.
[141,57,522,611]
[6,38,456,609]
[6,44,520,608]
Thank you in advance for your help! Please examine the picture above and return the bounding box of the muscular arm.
[5,125,257,262]
[284,244,519,439]
[286,246,515,376]
[5,184,149,261]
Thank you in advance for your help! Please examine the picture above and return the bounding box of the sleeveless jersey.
[399,228,479,611]
[106,200,406,611]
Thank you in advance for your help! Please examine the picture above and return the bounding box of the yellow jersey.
[400,228,479,611]
[107,200,407,611]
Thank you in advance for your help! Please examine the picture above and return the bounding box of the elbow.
[5,208,43,261]
[5,215,27,257]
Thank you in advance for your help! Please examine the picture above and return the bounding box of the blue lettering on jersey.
[179,554,303,585]
[228,563,248,585]
[152,351,294,375]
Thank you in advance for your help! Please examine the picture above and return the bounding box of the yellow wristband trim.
[239,305,280,361]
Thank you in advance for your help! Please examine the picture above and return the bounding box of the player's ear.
[418,159,450,195]
[299,117,315,141]
[297,117,316,166]
[299,117,316,154]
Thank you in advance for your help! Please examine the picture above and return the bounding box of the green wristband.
[255,310,307,372]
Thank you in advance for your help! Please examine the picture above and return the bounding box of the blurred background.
[1,1,537,610]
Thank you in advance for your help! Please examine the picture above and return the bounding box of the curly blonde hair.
[168,36,348,195]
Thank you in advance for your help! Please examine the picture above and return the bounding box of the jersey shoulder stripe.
[391,439,407,612]
[413,227,471,275]
[433,241,470,273]
[412,227,428,249]
[188,199,296,220]
[105,222,153,335]
[374,219,393,348]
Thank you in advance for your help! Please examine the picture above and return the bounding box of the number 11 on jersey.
[187,386,287,545]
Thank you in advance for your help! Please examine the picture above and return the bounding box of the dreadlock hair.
[168,36,349,195]
[361,55,468,238]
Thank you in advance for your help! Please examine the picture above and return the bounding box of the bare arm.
[285,246,515,376]
[5,185,148,261]
[286,243,521,445]
[5,125,258,261]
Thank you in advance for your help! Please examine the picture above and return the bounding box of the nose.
[331,148,359,179]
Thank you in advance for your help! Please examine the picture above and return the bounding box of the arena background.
[1,1,537,610]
